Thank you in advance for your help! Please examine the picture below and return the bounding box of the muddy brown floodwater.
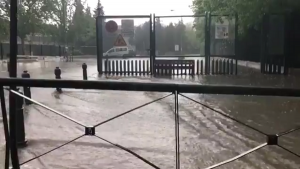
[0,58,300,169]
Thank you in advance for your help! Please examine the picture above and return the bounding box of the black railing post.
[204,11,211,75]
[9,0,20,166]
[82,63,88,80]
[261,14,269,74]
[260,15,264,73]
[96,14,103,74]
[59,45,61,57]
[204,11,207,74]
[174,90,180,169]
[153,14,156,75]
[54,67,62,93]
[29,44,32,55]
[40,45,43,56]
[283,13,289,75]
[207,12,211,74]
[21,70,32,105]
[71,46,74,62]
[0,42,3,60]
[7,53,10,72]
[235,13,238,75]
[150,14,154,75]
[15,88,27,147]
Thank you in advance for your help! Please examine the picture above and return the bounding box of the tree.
[0,0,54,54]
[133,19,201,55]
[0,1,9,42]
[155,18,164,54]
[191,0,300,35]
[0,17,8,42]
[185,23,202,55]
[68,0,85,46]
[82,6,97,46]
[42,0,75,45]
[135,21,150,54]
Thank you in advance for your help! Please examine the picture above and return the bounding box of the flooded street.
[1,58,300,169]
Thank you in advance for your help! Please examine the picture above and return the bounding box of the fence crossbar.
[98,15,150,19]
[174,91,180,169]
[95,135,160,169]
[155,15,205,18]
[179,94,268,136]
[204,143,267,169]
[277,126,300,137]
[2,78,300,97]
[93,93,172,128]
[277,145,300,158]
[9,89,86,127]
[20,135,84,165]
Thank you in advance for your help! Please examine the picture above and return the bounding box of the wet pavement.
[0,58,300,169]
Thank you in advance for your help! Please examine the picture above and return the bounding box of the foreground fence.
[1,78,300,169]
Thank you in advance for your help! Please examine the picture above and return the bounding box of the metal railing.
[1,78,300,169]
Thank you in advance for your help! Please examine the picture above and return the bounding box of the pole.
[0,43,3,60]
[62,0,66,47]
[207,12,211,74]
[180,16,183,55]
[235,13,238,75]
[150,14,153,74]
[9,0,21,168]
[97,3,103,74]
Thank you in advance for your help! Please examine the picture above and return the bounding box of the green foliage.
[192,0,300,35]
[0,0,103,48]
[0,17,8,42]
[0,0,56,53]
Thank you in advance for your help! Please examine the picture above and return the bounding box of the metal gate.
[96,14,153,75]
[260,14,288,75]
[206,12,238,75]
[96,13,239,76]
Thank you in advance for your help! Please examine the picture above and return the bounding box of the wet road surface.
[0,58,300,169]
